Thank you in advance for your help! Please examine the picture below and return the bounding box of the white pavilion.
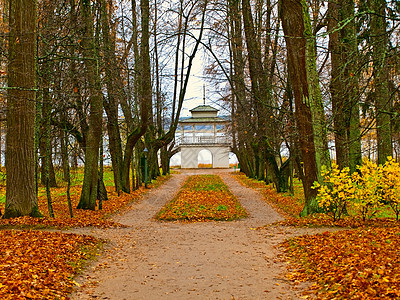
[177,105,231,168]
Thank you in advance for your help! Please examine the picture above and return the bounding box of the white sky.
[180,53,207,117]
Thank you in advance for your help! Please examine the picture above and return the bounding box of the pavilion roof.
[179,116,228,123]
[189,105,219,112]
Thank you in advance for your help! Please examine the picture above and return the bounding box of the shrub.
[352,159,381,221]
[313,164,355,221]
[380,157,400,220]
[314,157,400,222]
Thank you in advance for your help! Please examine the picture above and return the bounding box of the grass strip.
[156,174,247,222]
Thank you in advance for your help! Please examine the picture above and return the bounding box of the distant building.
[175,105,231,168]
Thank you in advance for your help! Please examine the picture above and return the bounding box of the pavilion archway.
[197,149,213,168]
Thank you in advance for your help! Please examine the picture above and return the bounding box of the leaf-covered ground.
[156,174,248,222]
[0,230,98,299]
[234,172,400,299]
[0,171,170,299]
[0,175,170,229]
[283,227,400,299]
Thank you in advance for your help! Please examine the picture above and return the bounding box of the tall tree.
[280,0,324,215]
[328,0,361,172]
[76,0,104,210]
[118,0,152,192]
[301,0,330,178]
[4,0,40,218]
[242,0,272,180]
[228,0,249,174]
[370,0,392,164]
[100,0,125,193]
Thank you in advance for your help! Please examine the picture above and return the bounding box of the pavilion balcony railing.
[176,136,231,146]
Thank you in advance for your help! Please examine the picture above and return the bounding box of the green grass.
[182,174,230,192]
[0,167,116,202]
[48,166,115,188]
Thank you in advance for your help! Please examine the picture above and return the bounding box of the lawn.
[0,167,170,228]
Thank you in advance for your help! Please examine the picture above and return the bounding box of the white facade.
[181,145,230,168]
[177,105,230,169]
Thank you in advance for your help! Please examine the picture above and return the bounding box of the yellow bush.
[352,159,381,221]
[314,157,400,221]
[380,157,400,220]
[313,163,355,221]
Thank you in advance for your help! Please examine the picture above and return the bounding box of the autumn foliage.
[0,186,142,228]
[235,168,400,298]
[283,227,400,299]
[156,175,247,222]
[0,230,98,299]
[0,173,170,299]
[314,157,400,221]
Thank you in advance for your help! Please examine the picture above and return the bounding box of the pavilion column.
[214,124,217,143]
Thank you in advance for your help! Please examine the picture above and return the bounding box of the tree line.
[1,0,399,218]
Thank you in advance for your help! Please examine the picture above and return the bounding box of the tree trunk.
[100,0,125,193]
[61,128,73,218]
[39,137,57,187]
[328,0,347,168]
[98,133,107,208]
[328,0,361,172]
[242,0,269,180]
[119,0,152,193]
[160,145,169,175]
[60,128,69,182]
[39,90,58,188]
[281,0,320,216]
[43,87,55,217]
[4,0,40,218]
[370,0,392,164]
[228,0,247,173]
[302,0,330,177]
[77,0,104,210]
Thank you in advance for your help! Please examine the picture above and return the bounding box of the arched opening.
[229,152,239,168]
[169,152,181,169]
[198,149,213,168]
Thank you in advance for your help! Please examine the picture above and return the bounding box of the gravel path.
[71,169,322,300]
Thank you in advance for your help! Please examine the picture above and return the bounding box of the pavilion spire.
[203,84,206,105]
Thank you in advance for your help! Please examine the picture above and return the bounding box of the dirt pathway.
[71,169,322,300]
